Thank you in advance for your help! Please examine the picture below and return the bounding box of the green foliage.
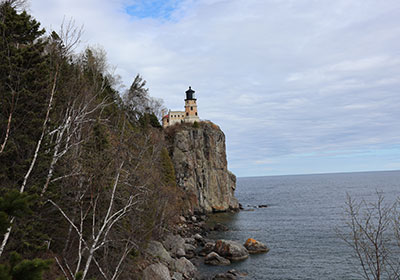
[0,0,51,190]
[0,252,51,280]
[75,271,83,280]
[0,190,32,235]
[139,113,162,129]
[192,121,199,128]
[0,3,184,279]
[160,148,176,188]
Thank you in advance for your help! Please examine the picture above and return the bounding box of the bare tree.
[41,94,108,196]
[49,161,144,280]
[337,193,400,280]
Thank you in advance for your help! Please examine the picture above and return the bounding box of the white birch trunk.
[0,69,58,257]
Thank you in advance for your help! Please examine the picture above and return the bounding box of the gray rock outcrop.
[167,122,239,213]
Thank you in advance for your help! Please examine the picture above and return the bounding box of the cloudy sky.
[30,0,400,177]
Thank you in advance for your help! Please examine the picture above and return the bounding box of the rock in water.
[168,122,239,213]
[244,238,270,254]
[204,252,231,266]
[199,241,215,256]
[143,263,171,280]
[213,240,249,261]
[213,269,247,279]
[213,223,229,231]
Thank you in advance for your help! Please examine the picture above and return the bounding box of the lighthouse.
[184,86,199,123]
[162,86,200,128]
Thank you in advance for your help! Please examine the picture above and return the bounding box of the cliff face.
[167,122,239,213]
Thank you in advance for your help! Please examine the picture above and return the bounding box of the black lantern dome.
[185,86,196,100]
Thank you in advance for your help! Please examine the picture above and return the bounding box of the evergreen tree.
[0,0,50,190]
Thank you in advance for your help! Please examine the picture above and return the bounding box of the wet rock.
[199,241,215,256]
[258,204,268,208]
[213,269,247,280]
[214,240,249,261]
[213,223,229,231]
[243,238,269,254]
[143,263,171,280]
[204,252,231,266]
[173,257,197,278]
[146,241,173,265]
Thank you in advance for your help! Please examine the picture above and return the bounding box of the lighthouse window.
[186,112,189,116]
[190,106,193,111]
[195,112,197,116]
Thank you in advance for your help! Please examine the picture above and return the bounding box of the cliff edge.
[166,122,239,213]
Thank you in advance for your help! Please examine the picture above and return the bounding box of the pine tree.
[0,0,52,258]
[0,0,50,190]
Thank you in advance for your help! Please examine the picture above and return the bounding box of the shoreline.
[143,209,266,280]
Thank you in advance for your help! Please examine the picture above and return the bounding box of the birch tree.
[338,193,400,280]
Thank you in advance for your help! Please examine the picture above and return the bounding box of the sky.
[29,0,400,177]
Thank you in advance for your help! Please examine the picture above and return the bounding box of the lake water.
[200,170,400,279]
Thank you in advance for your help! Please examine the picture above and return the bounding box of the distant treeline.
[0,1,183,279]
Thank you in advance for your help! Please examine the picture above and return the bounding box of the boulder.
[194,233,203,242]
[184,237,197,245]
[163,234,186,258]
[193,233,205,246]
[244,238,269,254]
[204,252,231,266]
[184,243,197,259]
[171,272,183,280]
[146,241,173,265]
[143,263,171,280]
[173,257,197,278]
[214,240,249,261]
[199,241,215,256]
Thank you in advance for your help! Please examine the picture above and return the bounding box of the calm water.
[200,170,400,279]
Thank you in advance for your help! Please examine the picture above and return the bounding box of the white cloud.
[30,0,400,176]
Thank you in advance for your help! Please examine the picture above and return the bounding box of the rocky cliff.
[166,122,239,213]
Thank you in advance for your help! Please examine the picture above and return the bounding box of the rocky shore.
[141,212,269,280]
[138,122,268,279]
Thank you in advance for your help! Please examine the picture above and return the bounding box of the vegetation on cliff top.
[0,1,182,279]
